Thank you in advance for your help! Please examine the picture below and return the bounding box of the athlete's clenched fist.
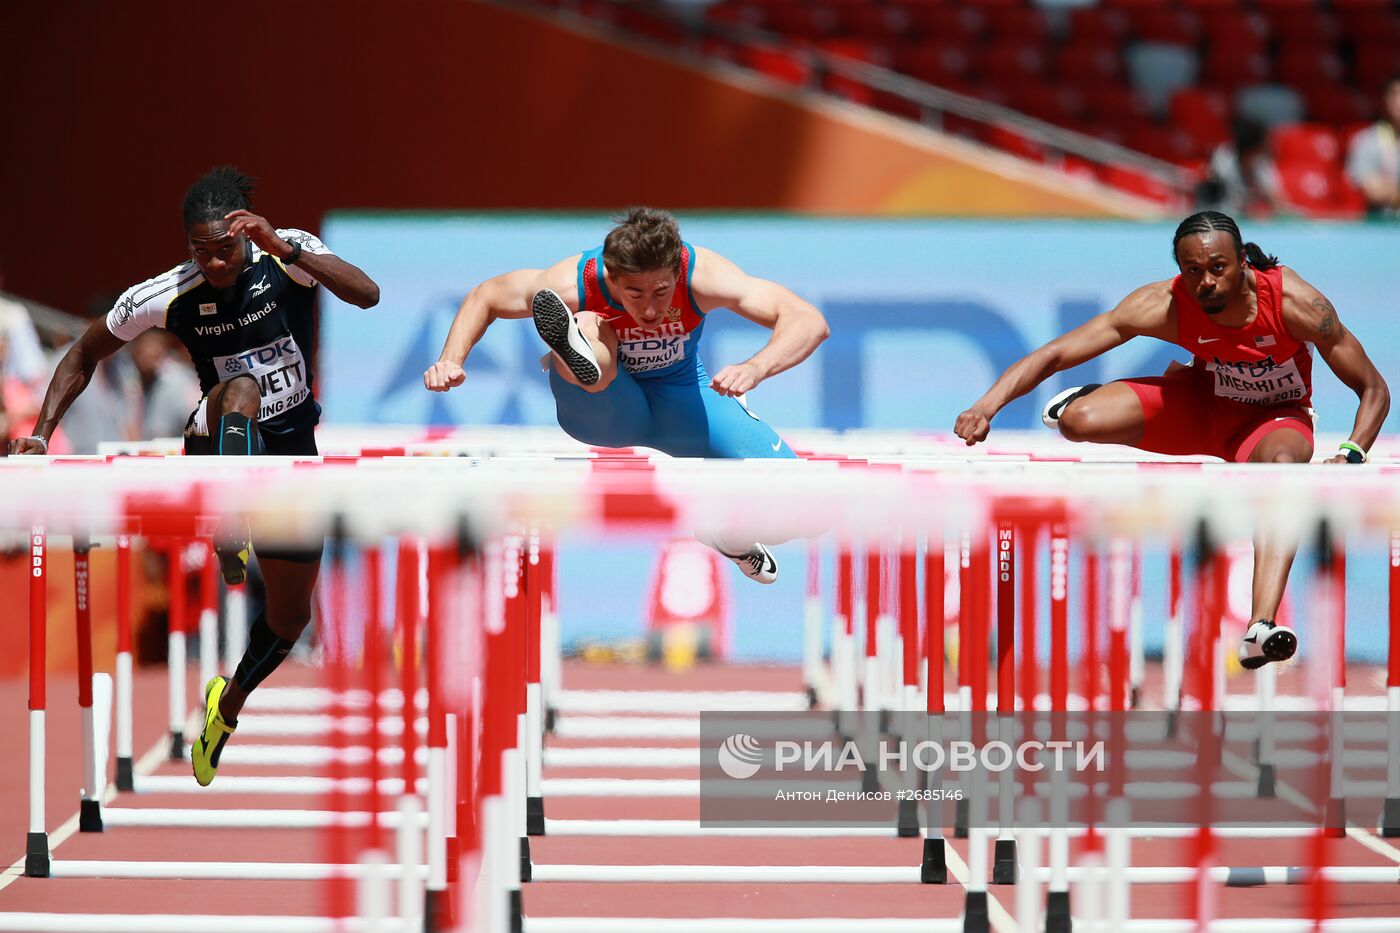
[423,360,466,392]
[953,408,991,446]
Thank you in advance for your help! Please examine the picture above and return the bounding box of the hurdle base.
[920,836,947,884]
[861,767,881,794]
[520,836,533,883]
[25,832,49,878]
[954,797,969,839]
[527,796,545,836]
[805,686,818,710]
[544,707,557,735]
[1165,709,1178,739]
[878,709,891,736]
[424,887,451,933]
[1324,797,1346,837]
[79,798,103,833]
[115,756,135,793]
[168,730,185,761]
[992,838,1017,885]
[1130,686,1141,710]
[1381,798,1400,837]
[896,798,920,837]
[509,889,523,933]
[962,890,989,933]
[1256,764,1276,799]
[1045,889,1072,933]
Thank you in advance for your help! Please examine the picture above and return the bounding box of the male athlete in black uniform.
[9,167,379,784]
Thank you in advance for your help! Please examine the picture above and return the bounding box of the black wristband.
[283,238,303,265]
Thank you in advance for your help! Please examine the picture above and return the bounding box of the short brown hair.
[603,207,684,276]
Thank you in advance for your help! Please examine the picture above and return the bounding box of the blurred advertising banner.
[319,214,1400,437]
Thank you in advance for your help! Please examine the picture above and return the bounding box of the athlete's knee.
[1057,398,1102,443]
[265,610,311,643]
[219,375,261,418]
[1263,447,1305,464]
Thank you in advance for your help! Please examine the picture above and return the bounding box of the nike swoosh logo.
[771,439,783,452]
[1197,337,1219,344]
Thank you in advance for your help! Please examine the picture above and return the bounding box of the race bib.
[615,321,691,374]
[1205,355,1307,407]
[213,335,311,422]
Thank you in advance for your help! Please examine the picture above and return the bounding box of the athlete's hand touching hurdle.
[954,407,992,446]
[710,361,763,397]
[423,360,467,392]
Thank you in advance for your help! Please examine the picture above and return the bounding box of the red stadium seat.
[894,43,973,87]
[1353,41,1400,95]
[1067,6,1131,42]
[1301,84,1374,126]
[1054,38,1125,85]
[1126,124,1196,162]
[1126,7,1203,44]
[762,2,839,40]
[842,5,908,41]
[741,45,812,87]
[982,124,1048,162]
[1274,44,1345,88]
[1272,124,1342,167]
[1168,87,1231,154]
[1098,164,1177,205]
[1084,84,1154,125]
[976,43,1049,84]
[1277,163,1366,216]
[982,6,1051,43]
[1263,7,1339,44]
[1200,45,1271,90]
[1335,6,1400,43]
[1005,85,1089,129]
[895,4,985,45]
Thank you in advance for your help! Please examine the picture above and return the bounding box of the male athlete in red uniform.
[955,211,1390,669]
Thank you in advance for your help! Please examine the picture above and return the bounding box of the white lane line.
[0,714,177,892]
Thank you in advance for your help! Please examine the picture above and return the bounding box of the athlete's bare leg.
[1246,427,1313,623]
[549,312,618,393]
[218,556,321,722]
[1056,383,1147,446]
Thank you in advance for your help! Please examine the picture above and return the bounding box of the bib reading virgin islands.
[1172,264,1314,409]
[106,229,330,435]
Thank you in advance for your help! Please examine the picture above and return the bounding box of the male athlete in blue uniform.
[424,208,829,583]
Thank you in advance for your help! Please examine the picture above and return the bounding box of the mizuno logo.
[1197,337,1220,344]
[226,427,246,437]
[249,278,271,297]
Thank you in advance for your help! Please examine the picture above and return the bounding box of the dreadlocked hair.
[1171,210,1279,270]
[182,166,255,229]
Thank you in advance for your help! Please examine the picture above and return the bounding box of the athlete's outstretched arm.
[691,248,829,397]
[1281,272,1390,459]
[8,317,126,454]
[224,211,380,308]
[954,282,1173,446]
[424,257,577,392]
